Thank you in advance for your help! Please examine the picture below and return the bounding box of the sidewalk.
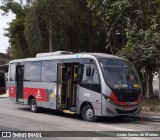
[140,111,160,117]
[128,111,160,122]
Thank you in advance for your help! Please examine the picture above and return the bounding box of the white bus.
[8,51,142,121]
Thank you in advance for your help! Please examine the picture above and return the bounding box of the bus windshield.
[98,58,141,89]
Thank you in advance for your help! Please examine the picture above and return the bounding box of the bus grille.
[115,92,139,102]
[116,108,137,114]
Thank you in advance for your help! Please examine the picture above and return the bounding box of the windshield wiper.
[116,68,123,86]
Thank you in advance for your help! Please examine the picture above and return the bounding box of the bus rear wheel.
[30,99,39,113]
[82,105,97,122]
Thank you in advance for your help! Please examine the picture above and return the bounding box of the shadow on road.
[17,107,142,124]
[0,97,8,99]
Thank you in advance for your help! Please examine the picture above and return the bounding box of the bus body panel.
[8,52,142,118]
[23,82,56,109]
[40,82,57,110]
[9,85,16,103]
[76,85,102,116]
[8,63,17,102]
[101,95,142,116]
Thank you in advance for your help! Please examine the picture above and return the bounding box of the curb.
[128,115,160,122]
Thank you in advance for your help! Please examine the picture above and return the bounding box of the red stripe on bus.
[9,86,16,97]
[109,92,127,106]
[109,92,141,106]
[9,87,48,102]
[24,87,48,101]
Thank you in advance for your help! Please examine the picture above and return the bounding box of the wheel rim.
[86,108,93,119]
[31,102,36,111]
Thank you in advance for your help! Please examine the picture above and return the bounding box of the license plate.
[125,107,132,111]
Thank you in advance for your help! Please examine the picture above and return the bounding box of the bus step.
[70,106,76,112]
[63,110,75,114]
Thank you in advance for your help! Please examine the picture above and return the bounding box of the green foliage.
[89,0,132,54]
[118,0,160,73]
[1,0,106,57]
[90,0,160,54]
[24,0,106,56]
[0,0,30,59]
[119,42,160,71]
[1,0,160,95]
[90,0,160,95]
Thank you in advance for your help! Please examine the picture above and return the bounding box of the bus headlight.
[103,95,116,105]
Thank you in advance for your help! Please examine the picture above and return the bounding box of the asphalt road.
[0,98,159,140]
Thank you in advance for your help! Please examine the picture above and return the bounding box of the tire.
[82,105,97,122]
[30,99,39,113]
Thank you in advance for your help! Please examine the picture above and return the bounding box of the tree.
[119,41,160,96]
[90,0,160,96]
[25,0,106,56]
[1,0,106,58]
[0,0,30,58]
[118,0,160,96]
[89,0,132,54]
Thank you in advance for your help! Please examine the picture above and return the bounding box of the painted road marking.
[92,138,102,140]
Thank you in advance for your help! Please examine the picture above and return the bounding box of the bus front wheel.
[82,105,97,122]
[30,99,39,113]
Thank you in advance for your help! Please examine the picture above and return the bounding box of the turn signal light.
[103,95,116,105]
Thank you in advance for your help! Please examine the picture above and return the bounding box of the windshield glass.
[98,58,141,89]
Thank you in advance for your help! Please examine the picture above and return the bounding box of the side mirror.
[86,66,91,76]
[92,67,95,77]
[77,64,84,83]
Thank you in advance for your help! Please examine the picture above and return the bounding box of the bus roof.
[10,52,126,63]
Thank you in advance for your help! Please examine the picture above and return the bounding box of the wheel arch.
[28,95,35,105]
[80,101,94,114]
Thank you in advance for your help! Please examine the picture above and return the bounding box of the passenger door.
[77,59,102,116]
[57,63,78,111]
[16,64,24,103]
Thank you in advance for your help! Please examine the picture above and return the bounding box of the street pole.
[158,68,160,99]
[49,20,52,52]
[146,74,149,99]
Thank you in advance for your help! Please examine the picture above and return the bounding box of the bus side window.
[77,64,84,83]
[79,61,101,93]
[24,62,41,82]
[10,64,16,81]
[81,64,100,84]
[41,61,57,82]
